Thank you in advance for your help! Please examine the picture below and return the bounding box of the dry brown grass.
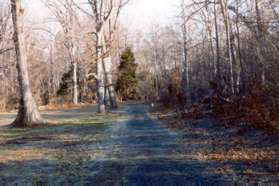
[194,148,277,162]
[39,103,94,111]
[0,148,54,163]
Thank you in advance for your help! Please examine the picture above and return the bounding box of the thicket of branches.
[134,0,279,127]
[0,0,128,112]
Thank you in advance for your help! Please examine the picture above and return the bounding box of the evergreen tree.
[57,66,82,104]
[116,48,138,100]
[57,68,74,96]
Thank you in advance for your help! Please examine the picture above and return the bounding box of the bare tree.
[42,0,80,104]
[74,0,129,113]
[220,0,235,94]
[10,0,44,127]
[180,0,191,107]
[213,0,221,82]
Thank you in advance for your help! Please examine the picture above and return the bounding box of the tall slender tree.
[180,0,191,107]
[220,0,235,94]
[213,0,221,82]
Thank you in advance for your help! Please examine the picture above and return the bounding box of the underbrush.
[150,100,279,173]
[174,83,279,132]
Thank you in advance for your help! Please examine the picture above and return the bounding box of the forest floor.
[0,103,279,185]
[150,104,279,184]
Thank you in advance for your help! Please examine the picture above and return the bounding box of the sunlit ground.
[0,104,279,185]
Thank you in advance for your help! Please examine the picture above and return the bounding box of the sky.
[23,0,180,33]
[120,0,180,30]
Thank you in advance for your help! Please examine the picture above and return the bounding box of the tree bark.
[181,0,191,108]
[254,0,266,86]
[72,61,78,104]
[96,32,106,113]
[11,0,43,127]
[103,55,118,108]
[101,33,118,109]
[213,0,221,82]
[220,0,235,94]
[234,0,243,94]
[49,40,55,96]
[69,7,79,105]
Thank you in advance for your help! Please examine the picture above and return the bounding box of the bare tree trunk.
[153,43,160,99]
[182,26,191,107]
[206,15,216,79]
[69,8,79,105]
[181,0,191,108]
[213,0,221,82]
[104,55,118,108]
[72,61,78,104]
[102,33,118,108]
[254,0,266,86]
[220,0,235,94]
[234,0,243,93]
[11,0,43,127]
[49,40,55,96]
[96,32,106,113]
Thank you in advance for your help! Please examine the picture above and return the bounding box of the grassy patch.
[0,112,126,164]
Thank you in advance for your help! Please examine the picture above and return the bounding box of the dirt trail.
[0,104,278,185]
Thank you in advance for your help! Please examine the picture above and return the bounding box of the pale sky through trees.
[23,0,180,33]
[121,0,180,30]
